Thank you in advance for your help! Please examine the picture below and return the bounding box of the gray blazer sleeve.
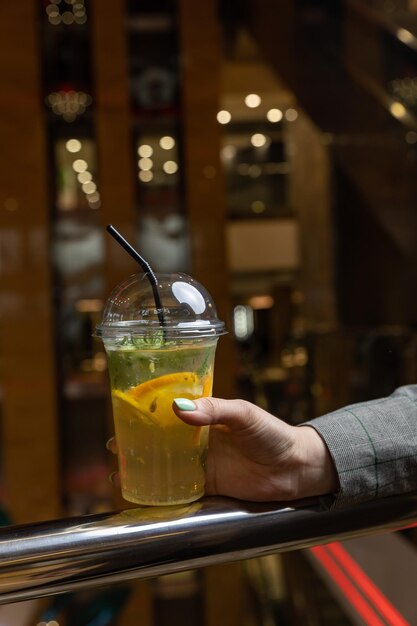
[304,385,417,509]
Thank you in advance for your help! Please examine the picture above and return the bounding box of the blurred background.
[1,0,417,624]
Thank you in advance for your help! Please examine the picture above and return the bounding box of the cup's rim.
[95,320,227,340]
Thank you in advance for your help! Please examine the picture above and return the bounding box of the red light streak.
[310,542,411,626]
[310,545,386,626]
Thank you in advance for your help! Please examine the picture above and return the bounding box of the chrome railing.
[1,493,417,604]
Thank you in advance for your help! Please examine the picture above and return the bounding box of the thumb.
[172,396,271,431]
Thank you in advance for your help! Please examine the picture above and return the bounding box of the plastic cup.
[96,272,226,506]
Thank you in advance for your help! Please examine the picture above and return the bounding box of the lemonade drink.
[97,271,226,506]
[106,338,217,505]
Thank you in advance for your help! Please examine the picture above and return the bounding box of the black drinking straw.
[106,224,166,331]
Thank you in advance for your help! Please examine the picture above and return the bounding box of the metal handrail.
[1,493,417,605]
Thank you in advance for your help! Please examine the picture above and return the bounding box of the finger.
[173,397,271,431]
[109,471,120,486]
[106,437,117,454]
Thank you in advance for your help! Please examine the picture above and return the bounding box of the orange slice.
[128,371,211,426]
[111,390,156,426]
[129,372,200,401]
[112,372,213,427]
[202,375,213,396]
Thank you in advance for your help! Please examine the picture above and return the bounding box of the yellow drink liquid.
[106,342,217,505]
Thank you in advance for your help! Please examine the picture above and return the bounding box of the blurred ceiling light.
[244,93,261,108]
[160,136,175,150]
[233,305,254,340]
[87,192,100,203]
[65,138,82,153]
[248,295,274,309]
[397,28,415,45]
[217,110,232,124]
[405,130,417,144]
[138,157,153,171]
[251,133,267,147]
[46,5,60,16]
[163,160,178,174]
[139,170,153,183]
[46,0,87,25]
[74,5,87,24]
[251,200,266,214]
[62,11,75,24]
[220,145,237,160]
[46,90,92,122]
[72,158,88,172]
[48,14,62,25]
[93,352,107,372]
[267,108,283,122]
[294,347,308,366]
[77,171,92,184]
[390,101,407,119]
[82,181,97,194]
[138,144,153,158]
[248,164,262,178]
[285,108,298,121]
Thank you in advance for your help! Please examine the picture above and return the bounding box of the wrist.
[294,425,338,499]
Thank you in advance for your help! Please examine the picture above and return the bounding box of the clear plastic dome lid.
[95,272,227,341]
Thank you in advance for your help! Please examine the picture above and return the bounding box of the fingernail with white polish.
[174,398,197,411]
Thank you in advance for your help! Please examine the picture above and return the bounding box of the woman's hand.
[173,397,338,502]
